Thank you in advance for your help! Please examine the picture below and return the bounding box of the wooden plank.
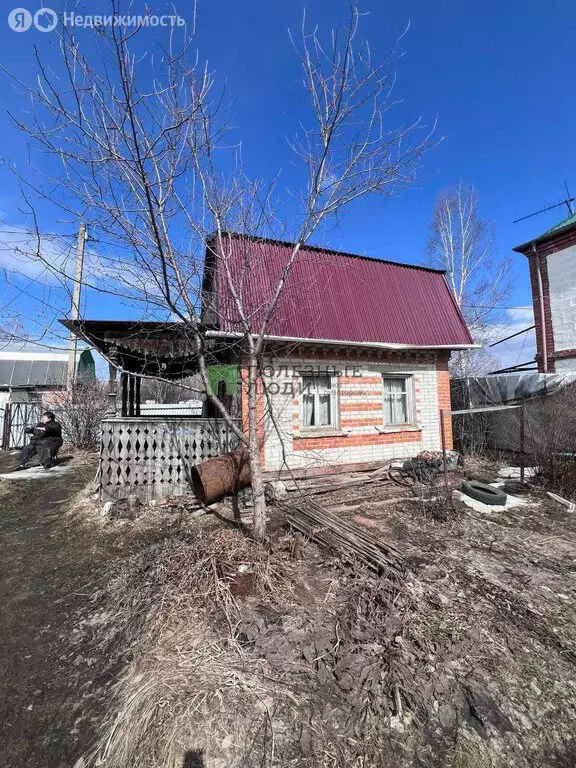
[546,491,576,513]
[262,459,390,482]
[278,498,403,574]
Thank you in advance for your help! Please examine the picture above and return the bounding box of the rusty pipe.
[190,449,251,505]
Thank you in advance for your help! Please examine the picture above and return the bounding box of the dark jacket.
[26,420,63,447]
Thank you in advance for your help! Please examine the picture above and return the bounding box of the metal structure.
[513,183,574,223]
[100,416,241,502]
[440,403,525,492]
[1,400,43,450]
[207,233,475,348]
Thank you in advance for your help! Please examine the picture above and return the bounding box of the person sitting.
[17,411,63,470]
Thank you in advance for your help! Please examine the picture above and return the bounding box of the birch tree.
[427,183,511,376]
[4,2,431,538]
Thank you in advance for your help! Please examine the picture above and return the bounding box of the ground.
[1,451,576,767]
[0,451,180,768]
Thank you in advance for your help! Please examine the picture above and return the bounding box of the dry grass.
[77,488,576,768]
[86,530,298,768]
[83,523,425,768]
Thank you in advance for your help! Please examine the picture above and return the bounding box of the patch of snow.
[0,464,74,481]
[454,483,532,514]
[497,466,537,479]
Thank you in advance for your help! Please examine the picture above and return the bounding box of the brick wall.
[527,250,555,372]
[437,359,453,449]
[523,228,576,373]
[259,349,451,473]
[240,366,266,463]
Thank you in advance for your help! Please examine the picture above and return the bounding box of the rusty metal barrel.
[190,449,251,505]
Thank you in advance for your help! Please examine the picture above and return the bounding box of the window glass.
[301,375,335,428]
[383,377,410,425]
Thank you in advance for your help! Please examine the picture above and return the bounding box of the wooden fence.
[100,417,241,502]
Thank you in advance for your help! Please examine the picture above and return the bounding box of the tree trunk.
[247,357,267,539]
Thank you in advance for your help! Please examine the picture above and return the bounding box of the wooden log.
[285,475,392,497]
[263,460,391,482]
[546,491,576,513]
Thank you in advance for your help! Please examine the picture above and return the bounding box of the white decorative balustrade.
[100,417,241,502]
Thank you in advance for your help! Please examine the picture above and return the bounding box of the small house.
[65,234,476,500]
[0,344,69,449]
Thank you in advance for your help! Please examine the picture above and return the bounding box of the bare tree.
[51,380,110,450]
[4,3,430,538]
[140,375,203,405]
[426,183,511,376]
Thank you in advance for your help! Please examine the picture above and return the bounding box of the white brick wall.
[555,358,576,372]
[261,355,443,473]
[547,243,576,353]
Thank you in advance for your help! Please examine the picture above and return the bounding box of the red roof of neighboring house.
[207,234,474,348]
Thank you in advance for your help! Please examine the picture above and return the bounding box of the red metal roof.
[209,234,474,347]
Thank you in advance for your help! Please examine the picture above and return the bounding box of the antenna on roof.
[513,181,574,223]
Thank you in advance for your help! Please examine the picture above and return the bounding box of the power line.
[489,325,535,348]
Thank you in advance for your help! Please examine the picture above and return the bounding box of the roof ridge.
[543,211,576,235]
[207,231,446,274]
[513,210,576,253]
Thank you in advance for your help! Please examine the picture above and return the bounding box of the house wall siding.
[260,351,450,473]
[547,243,576,371]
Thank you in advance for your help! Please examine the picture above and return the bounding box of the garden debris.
[68,472,576,768]
[546,491,576,513]
[454,484,529,514]
[279,497,403,573]
[282,462,392,496]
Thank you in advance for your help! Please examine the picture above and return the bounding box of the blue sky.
[0,0,575,370]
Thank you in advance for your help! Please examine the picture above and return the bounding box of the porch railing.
[100,416,241,502]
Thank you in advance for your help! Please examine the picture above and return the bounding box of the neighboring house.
[514,212,576,372]
[0,345,69,449]
[0,346,69,402]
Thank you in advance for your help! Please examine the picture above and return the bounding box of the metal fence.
[1,400,43,450]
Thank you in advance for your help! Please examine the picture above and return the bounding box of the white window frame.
[382,374,414,427]
[299,373,339,430]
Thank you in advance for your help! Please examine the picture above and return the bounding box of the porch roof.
[60,319,207,378]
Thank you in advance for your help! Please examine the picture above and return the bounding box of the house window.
[382,376,412,426]
[301,375,336,428]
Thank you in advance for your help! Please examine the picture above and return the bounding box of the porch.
[59,320,242,502]
[100,416,241,502]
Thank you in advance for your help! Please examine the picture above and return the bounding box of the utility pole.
[67,222,87,392]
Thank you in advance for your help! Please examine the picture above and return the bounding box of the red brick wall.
[526,251,555,372]
[293,430,422,451]
[437,358,453,450]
